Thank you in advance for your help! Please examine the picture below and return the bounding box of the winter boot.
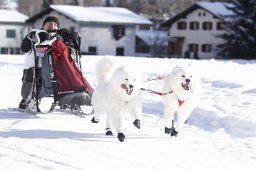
[170,128,178,137]
[18,99,28,109]
[117,133,125,142]
[91,117,99,123]
[133,119,141,129]
[105,128,113,136]
[165,127,171,134]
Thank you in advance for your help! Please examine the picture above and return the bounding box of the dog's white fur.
[91,57,142,136]
[162,64,201,134]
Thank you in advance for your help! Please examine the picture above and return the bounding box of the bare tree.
[0,0,12,9]
[17,0,44,17]
[16,0,200,18]
[150,31,168,57]
[81,0,102,6]
[0,0,7,6]
[43,0,54,8]
[112,0,142,14]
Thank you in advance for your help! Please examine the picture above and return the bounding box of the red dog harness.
[140,88,185,106]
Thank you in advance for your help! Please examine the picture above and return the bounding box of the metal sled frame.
[29,44,42,112]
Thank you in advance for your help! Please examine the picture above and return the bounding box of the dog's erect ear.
[172,66,182,74]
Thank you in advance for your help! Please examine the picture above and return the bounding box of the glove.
[26,30,37,41]
[58,28,73,44]
[36,31,50,46]
[27,29,50,46]
[58,28,72,38]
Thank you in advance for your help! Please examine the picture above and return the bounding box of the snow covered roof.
[197,2,234,17]
[161,2,233,27]
[136,30,168,46]
[0,9,28,23]
[27,5,152,25]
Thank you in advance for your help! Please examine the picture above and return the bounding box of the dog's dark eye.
[182,75,185,78]
[125,78,128,81]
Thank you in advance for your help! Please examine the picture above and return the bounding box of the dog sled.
[21,29,94,115]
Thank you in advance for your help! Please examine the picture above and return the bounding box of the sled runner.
[25,29,93,115]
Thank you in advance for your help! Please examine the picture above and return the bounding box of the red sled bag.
[50,39,93,93]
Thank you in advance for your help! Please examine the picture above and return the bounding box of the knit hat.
[42,16,60,28]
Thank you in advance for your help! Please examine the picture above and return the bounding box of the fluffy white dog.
[91,57,142,142]
[162,64,201,137]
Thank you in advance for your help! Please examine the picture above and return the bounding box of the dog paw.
[170,128,178,137]
[117,133,126,142]
[165,127,173,134]
[133,119,141,129]
[91,117,99,123]
[106,130,113,136]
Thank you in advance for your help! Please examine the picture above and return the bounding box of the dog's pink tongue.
[121,84,133,95]
[127,88,133,95]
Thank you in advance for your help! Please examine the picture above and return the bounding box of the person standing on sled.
[18,16,60,109]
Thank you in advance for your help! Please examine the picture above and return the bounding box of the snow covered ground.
[0,55,255,170]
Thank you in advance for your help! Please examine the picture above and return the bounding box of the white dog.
[162,64,201,137]
[91,57,142,142]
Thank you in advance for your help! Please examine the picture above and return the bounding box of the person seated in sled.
[18,16,60,109]
[18,15,93,111]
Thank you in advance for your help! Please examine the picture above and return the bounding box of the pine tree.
[218,0,256,59]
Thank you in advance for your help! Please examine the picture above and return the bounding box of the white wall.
[170,9,226,59]
[81,24,136,56]
[0,23,27,50]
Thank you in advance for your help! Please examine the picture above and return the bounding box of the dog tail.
[95,56,116,85]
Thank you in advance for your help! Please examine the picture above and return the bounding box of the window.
[116,47,124,56]
[201,44,212,52]
[202,22,212,30]
[139,25,150,30]
[216,22,223,30]
[189,22,199,30]
[88,46,97,55]
[136,45,150,53]
[6,29,16,38]
[136,37,150,53]
[177,21,187,30]
[112,25,125,40]
[188,43,199,52]
[10,48,19,54]
[70,26,75,32]
[1,47,20,54]
[1,47,8,54]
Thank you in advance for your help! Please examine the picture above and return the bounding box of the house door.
[168,37,184,57]
[116,47,124,56]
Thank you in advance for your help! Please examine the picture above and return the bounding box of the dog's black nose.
[186,79,190,83]
[129,84,134,88]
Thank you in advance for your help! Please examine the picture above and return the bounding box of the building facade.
[0,9,28,54]
[161,2,233,59]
